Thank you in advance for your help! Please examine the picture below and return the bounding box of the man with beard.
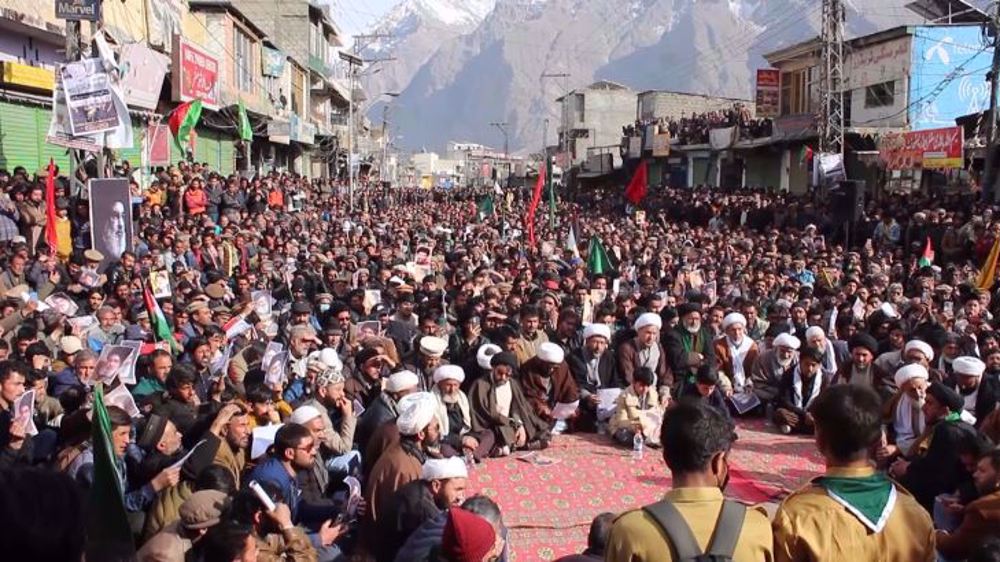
[297,367,360,479]
[205,404,251,487]
[619,313,673,406]
[750,332,799,412]
[773,347,826,435]
[804,326,838,383]
[227,483,324,561]
[713,313,758,399]
[403,335,448,391]
[431,365,494,461]
[468,352,550,456]
[605,400,773,561]
[936,449,1000,560]
[663,304,714,387]
[772,385,934,561]
[946,356,1000,427]
[378,457,469,562]
[356,369,419,463]
[878,363,931,461]
[345,347,389,409]
[833,332,893,401]
[875,339,936,383]
[890,382,978,512]
[569,323,620,431]
[519,343,580,430]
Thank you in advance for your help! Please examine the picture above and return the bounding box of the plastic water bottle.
[632,432,644,461]
[464,449,475,470]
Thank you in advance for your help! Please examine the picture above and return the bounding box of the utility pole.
[490,121,509,186]
[985,2,1000,201]
[541,72,570,174]
[64,18,83,190]
[819,0,845,158]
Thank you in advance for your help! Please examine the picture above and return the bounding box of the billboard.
[120,43,169,110]
[755,69,780,118]
[55,0,100,21]
[172,37,219,108]
[879,126,964,170]
[910,26,992,130]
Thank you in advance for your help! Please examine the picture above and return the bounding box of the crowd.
[622,103,773,147]
[0,156,998,562]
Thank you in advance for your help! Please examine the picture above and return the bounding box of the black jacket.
[378,479,441,562]
[901,417,977,512]
[355,392,397,453]
[568,349,620,396]
[663,326,717,377]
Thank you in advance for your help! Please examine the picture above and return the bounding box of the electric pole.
[65,18,83,190]
[490,121,509,186]
[819,0,845,157]
[541,72,570,173]
[985,1,1000,201]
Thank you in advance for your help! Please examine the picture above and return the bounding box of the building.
[557,81,636,169]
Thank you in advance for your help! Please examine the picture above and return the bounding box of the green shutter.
[0,100,80,174]
[115,119,144,169]
[219,137,235,175]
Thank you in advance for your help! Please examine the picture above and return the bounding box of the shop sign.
[172,38,219,108]
[879,126,964,170]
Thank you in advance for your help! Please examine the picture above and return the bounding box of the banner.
[61,58,121,136]
[709,126,736,150]
[626,137,642,159]
[262,46,286,78]
[652,133,671,157]
[146,124,171,166]
[89,179,134,271]
[119,43,169,110]
[878,126,964,170]
[818,152,846,183]
[172,37,219,108]
[55,0,101,21]
[755,69,780,118]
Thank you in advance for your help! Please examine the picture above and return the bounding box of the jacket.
[519,357,580,422]
[609,385,660,436]
[299,397,356,456]
[935,490,1000,560]
[356,392,398,454]
[255,527,318,562]
[568,348,620,398]
[617,338,673,398]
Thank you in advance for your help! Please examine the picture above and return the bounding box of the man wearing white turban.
[878,363,931,460]
[750,330,800,411]
[431,365,494,461]
[713,312,760,402]
[519,342,580,426]
[618,312,673,406]
[569,323,621,430]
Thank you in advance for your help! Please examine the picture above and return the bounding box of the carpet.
[466,418,823,561]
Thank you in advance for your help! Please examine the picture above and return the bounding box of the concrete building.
[557,81,636,168]
[636,90,753,122]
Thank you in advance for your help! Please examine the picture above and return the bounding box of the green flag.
[237,100,253,142]
[168,99,203,150]
[86,384,134,554]
[587,235,613,276]
[477,196,495,221]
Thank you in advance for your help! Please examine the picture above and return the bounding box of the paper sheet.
[105,384,140,418]
[169,439,207,470]
[551,401,579,420]
[251,424,283,459]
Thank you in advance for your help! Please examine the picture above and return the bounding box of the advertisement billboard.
[755,69,780,118]
[172,37,219,108]
[879,126,964,170]
[909,26,992,130]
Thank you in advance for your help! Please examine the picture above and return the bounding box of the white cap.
[634,312,662,332]
[722,312,747,331]
[316,348,343,371]
[904,340,934,362]
[60,335,83,355]
[476,344,501,370]
[773,333,801,350]
[879,302,899,319]
[419,336,448,357]
[386,370,420,393]
[421,457,468,481]
[396,392,438,435]
[582,323,611,342]
[894,363,930,388]
[289,405,322,425]
[805,326,825,340]
[433,364,465,384]
[537,342,565,364]
[953,356,986,378]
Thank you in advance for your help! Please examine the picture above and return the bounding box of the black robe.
[468,377,548,449]
[901,417,977,512]
[378,479,441,562]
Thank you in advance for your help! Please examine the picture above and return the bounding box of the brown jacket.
[936,490,1000,559]
[211,435,247,489]
[256,527,318,562]
[713,338,760,392]
[617,338,673,398]
[519,357,580,422]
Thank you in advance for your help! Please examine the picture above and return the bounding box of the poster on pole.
[652,133,671,157]
[88,179,134,270]
[60,58,122,136]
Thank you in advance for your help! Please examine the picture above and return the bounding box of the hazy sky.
[327,0,396,39]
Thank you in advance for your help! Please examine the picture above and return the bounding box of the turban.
[396,392,439,435]
[772,333,801,350]
[634,312,662,331]
[433,365,466,384]
[904,340,934,362]
[420,336,448,357]
[289,405,322,425]
[894,363,929,388]
[953,356,986,378]
[721,313,747,330]
[582,323,611,342]
[421,457,468,481]
[476,344,501,370]
[490,352,518,370]
[848,333,878,355]
[927,382,963,412]
[537,342,565,364]
[386,370,420,393]
[805,326,825,340]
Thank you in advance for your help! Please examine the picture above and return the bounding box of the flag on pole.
[799,145,814,165]
[918,237,934,268]
[168,99,203,150]
[525,163,546,246]
[44,159,58,252]
[587,235,613,276]
[86,384,134,554]
[624,160,648,205]
[237,100,253,142]
[565,223,580,259]
[143,284,180,353]
[477,196,495,221]
[977,237,1000,290]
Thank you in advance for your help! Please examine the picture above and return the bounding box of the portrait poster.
[105,383,141,418]
[149,269,172,299]
[96,345,134,385]
[44,292,79,317]
[14,390,38,437]
[60,58,121,136]
[118,340,143,385]
[89,179,134,270]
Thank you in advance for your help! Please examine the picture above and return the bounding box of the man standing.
[605,400,773,561]
[519,342,580,428]
[468,352,549,456]
[772,385,934,561]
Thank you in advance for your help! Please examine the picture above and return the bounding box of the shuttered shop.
[0,100,71,173]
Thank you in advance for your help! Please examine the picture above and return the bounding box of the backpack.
[642,499,747,562]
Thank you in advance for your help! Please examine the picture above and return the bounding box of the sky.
[325,0,397,40]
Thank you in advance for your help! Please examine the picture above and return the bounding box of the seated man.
[713,312,758,397]
[430,364,494,461]
[772,385,934,561]
[468,352,549,456]
[936,449,1000,561]
[568,323,620,432]
[773,347,826,435]
[947,356,1000,427]
[355,370,419,460]
[879,363,930,462]
[750,332,799,412]
[609,367,661,447]
[890,382,978,512]
[678,366,731,423]
[519,342,580,430]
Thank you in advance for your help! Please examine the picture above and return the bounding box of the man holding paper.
[569,323,621,431]
[520,343,580,428]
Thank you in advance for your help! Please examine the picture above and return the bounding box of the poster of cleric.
[88,178,134,270]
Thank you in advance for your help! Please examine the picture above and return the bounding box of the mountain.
[361,0,976,153]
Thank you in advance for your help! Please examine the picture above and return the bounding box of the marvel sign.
[171,37,219,108]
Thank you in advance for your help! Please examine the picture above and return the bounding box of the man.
[345,347,387,409]
[947,356,1000,426]
[880,363,931,460]
[606,400,773,561]
[713,312,758,396]
[205,404,250,487]
[772,385,934,561]
[297,368,359,478]
[512,304,549,365]
[246,423,323,523]
[618,313,672,405]
[519,342,580,427]
[750,332,799,411]
[132,349,173,400]
[431,364,494,461]
[552,512,614,562]
[833,332,892,400]
[773,347,826,435]
[0,360,32,466]
[378,457,469,562]
[936,449,1000,560]
[227,484,322,562]
[568,323,620,431]
[891,382,978,512]
[403,335,448,391]
[137,490,229,561]
[875,339,934,376]
[804,326,838,382]
[468,352,549,456]
[356,369,419,456]
[663,303,715,382]
[50,348,98,397]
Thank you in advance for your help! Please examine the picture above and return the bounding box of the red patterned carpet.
[466,418,823,561]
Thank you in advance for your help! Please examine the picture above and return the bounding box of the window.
[233,27,254,93]
[574,93,585,124]
[291,66,305,115]
[865,81,895,108]
[779,68,811,116]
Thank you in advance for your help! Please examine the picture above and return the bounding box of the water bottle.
[632,432,644,461]
[464,449,475,470]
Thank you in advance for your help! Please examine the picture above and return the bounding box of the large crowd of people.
[622,103,773,146]
[0,157,999,562]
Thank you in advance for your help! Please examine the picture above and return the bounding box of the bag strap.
[642,500,703,560]
[705,500,747,558]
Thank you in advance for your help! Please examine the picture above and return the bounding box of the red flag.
[44,159,58,253]
[525,165,546,246]
[624,160,648,205]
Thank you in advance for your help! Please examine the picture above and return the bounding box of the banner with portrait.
[89,179,134,271]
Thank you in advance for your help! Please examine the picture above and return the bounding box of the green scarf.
[943,411,962,423]
[816,472,895,532]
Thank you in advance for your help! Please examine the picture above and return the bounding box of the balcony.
[308,54,331,76]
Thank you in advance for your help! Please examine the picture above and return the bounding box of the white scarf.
[792,367,822,410]
[893,393,924,455]
[726,337,754,390]
[432,387,471,438]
